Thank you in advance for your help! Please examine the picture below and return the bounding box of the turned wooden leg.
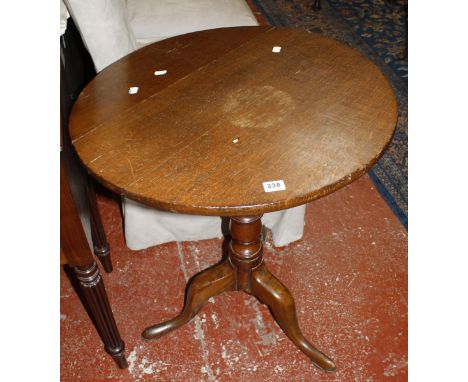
[251,264,336,371]
[142,259,235,340]
[228,216,264,293]
[74,262,128,368]
[86,176,112,273]
[229,215,335,371]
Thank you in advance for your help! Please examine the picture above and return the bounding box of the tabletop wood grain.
[69,26,397,216]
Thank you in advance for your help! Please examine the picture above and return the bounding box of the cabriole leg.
[142,260,235,340]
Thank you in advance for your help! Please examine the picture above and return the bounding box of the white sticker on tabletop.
[154,70,167,76]
[128,86,139,94]
[263,180,286,192]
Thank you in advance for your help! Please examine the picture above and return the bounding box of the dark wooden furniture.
[61,154,127,369]
[69,27,397,372]
[60,18,114,273]
[60,19,126,367]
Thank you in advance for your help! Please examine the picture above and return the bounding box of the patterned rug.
[251,0,408,228]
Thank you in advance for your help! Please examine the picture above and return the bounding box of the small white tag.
[272,46,282,53]
[128,86,139,94]
[263,180,286,192]
[154,70,167,76]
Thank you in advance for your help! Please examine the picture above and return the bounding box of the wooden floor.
[60,175,407,381]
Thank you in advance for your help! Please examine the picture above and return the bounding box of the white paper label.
[263,180,286,192]
[154,70,167,76]
[272,46,282,53]
[128,86,139,94]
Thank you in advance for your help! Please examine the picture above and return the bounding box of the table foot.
[251,263,336,371]
[142,259,235,340]
[74,262,128,369]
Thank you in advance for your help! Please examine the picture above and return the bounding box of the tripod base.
[142,216,335,372]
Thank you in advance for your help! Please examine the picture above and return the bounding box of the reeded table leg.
[74,262,127,368]
[143,215,335,372]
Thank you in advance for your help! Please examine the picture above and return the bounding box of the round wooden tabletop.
[70,27,397,216]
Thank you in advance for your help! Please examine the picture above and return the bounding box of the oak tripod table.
[69,26,397,372]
